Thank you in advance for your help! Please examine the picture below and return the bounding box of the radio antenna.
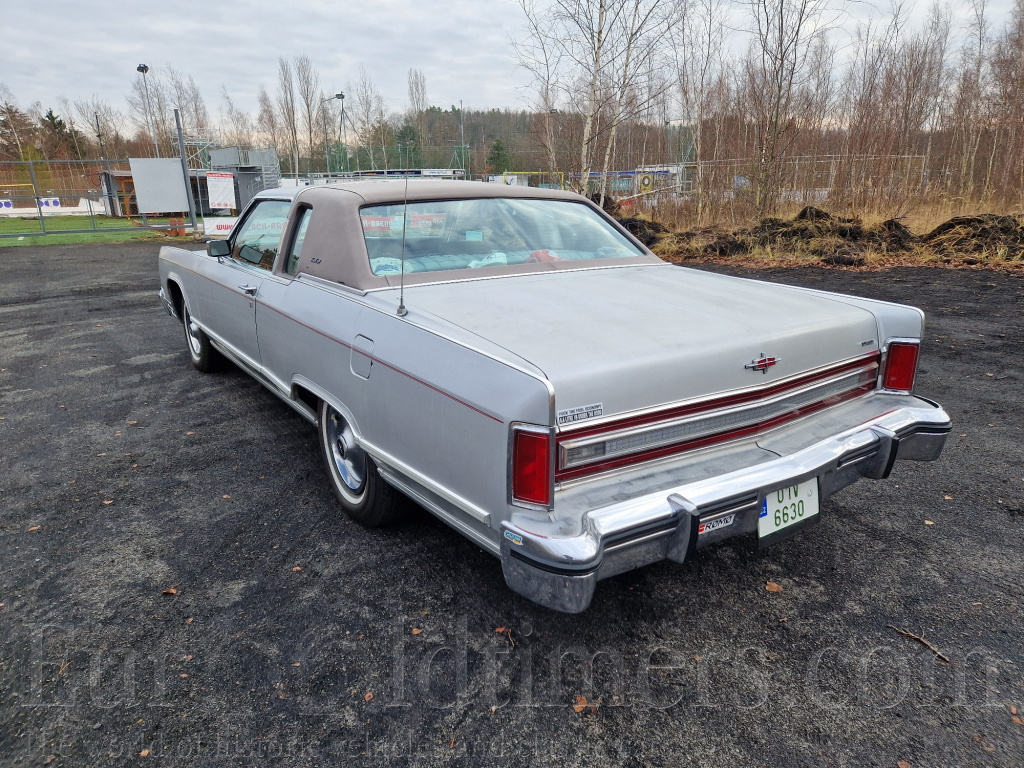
[397,175,409,317]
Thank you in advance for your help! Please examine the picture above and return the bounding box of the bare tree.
[56,95,88,157]
[513,0,565,172]
[294,55,321,174]
[127,70,173,155]
[351,67,390,169]
[220,88,254,147]
[594,0,667,205]
[74,95,130,156]
[989,0,1024,202]
[276,57,300,175]
[257,85,280,151]
[672,0,728,221]
[518,0,667,192]
[950,0,990,197]
[166,66,209,135]
[554,0,626,190]
[407,67,429,148]
[0,84,30,160]
[745,0,830,214]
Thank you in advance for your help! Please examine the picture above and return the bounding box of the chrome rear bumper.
[500,398,951,613]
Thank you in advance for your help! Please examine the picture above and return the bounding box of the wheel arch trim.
[291,375,360,435]
[164,277,186,321]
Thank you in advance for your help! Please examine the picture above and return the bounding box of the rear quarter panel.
[257,277,553,541]
[767,282,926,341]
[350,300,553,533]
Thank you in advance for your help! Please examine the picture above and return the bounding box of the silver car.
[158,180,950,612]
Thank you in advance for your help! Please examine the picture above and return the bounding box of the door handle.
[238,284,258,297]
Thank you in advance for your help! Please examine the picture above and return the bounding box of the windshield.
[360,198,644,276]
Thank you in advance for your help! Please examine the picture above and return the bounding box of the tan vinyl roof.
[271,180,660,290]
[302,178,586,205]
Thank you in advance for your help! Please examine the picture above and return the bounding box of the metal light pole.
[459,99,466,176]
[137,64,160,158]
[321,93,344,177]
[548,108,558,175]
[174,108,197,233]
[664,119,672,167]
[338,92,348,174]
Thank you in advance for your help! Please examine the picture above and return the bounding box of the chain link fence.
[0,159,177,238]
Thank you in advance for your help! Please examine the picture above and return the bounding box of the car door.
[195,198,291,366]
[256,203,367,400]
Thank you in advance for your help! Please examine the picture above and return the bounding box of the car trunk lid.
[407,265,880,423]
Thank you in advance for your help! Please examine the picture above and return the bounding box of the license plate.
[759,479,820,544]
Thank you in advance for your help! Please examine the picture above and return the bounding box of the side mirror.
[207,239,231,258]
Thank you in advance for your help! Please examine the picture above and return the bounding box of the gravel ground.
[1,243,1022,768]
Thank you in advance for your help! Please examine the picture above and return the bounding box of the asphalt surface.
[1,242,1022,768]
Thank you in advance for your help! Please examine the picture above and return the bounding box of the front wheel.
[182,301,221,372]
[318,400,402,526]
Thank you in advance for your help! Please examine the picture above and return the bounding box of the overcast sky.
[0,0,1016,122]
[0,0,533,117]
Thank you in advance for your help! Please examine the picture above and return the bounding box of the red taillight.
[512,428,551,506]
[883,342,920,392]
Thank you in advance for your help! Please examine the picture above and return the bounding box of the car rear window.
[359,198,644,276]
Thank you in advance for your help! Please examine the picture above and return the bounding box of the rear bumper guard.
[500,399,951,613]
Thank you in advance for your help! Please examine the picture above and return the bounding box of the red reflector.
[883,342,919,392]
[513,429,551,506]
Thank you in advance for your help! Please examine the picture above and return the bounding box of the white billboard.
[206,171,236,210]
[129,158,188,214]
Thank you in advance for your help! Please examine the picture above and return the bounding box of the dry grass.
[619,205,1024,273]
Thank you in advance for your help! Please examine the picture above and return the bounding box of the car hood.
[406,265,880,421]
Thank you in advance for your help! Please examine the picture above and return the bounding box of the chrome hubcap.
[326,408,365,495]
[185,311,202,356]
[187,322,202,354]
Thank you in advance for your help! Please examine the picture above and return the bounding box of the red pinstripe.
[168,263,502,424]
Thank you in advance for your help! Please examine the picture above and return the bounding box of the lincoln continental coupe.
[158,180,950,612]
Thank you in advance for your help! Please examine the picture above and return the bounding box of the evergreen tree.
[486,138,511,173]
[395,123,421,168]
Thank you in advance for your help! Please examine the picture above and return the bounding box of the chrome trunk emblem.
[745,353,779,374]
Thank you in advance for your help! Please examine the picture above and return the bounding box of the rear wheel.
[182,300,221,372]
[318,400,402,526]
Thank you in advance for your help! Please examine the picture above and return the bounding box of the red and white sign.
[361,215,396,234]
[203,217,238,238]
[361,213,447,235]
[206,172,236,210]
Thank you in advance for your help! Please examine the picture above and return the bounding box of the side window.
[285,207,312,276]
[231,199,291,271]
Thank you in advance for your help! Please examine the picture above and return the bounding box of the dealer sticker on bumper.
[698,514,735,535]
[759,479,820,541]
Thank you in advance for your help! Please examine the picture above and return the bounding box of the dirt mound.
[794,205,832,221]
[589,193,622,217]
[872,218,915,250]
[921,214,1024,258]
[663,209,871,261]
[618,216,671,247]
[645,207,1023,267]
[821,251,866,267]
